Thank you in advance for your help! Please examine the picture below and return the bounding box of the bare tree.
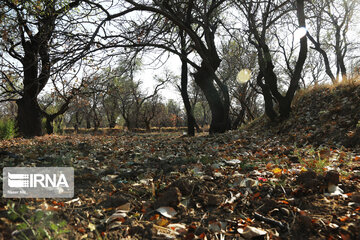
[305,0,358,83]
[140,95,162,131]
[218,35,260,129]
[92,0,232,133]
[0,0,139,137]
[235,0,307,121]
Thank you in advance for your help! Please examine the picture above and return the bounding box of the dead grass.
[293,77,360,106]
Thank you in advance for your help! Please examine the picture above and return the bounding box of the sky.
[137,54,183,103]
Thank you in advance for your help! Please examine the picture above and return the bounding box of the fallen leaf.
[157,218,170,227]
[116,202,131,212]
[105,211,127,224]
[266,162,272,170]
[88,222,96,231]
[238,226,267,239]
[273,168,282,176]
[156,206,177,218]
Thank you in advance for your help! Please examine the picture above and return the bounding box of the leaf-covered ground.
[0,83,360,240]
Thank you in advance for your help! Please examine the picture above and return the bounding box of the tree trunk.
[145,121,151,132]
[256,0,307,121]
[194,65,231,134]
[93,113,100,131]
[278,97,292,119]
[201,102,207,128]
[232,109,245,130]
[180,56,196,136]
[55,117,63,135]
[256,72,278,121]
[306,33,336,83]
[195,122,201,132]
[124,118,132,131]
[74,111,81,132]
[280,0,308,119]
[17,40,43,137]
[179,30,198,136]
[45,116,54,135]
[86,117,91,129]
[109,121,116,128]
[335,27,347,81]
[16,95,43,137]
[108,111,116,128]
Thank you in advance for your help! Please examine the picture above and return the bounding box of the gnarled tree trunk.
[194,63,231,134]
[16,40,44,137]
[16,95,43,137]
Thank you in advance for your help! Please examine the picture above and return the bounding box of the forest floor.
[0,83,360,240]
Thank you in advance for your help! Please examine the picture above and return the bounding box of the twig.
[254,212,288,231]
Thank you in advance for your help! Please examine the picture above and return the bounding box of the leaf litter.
[0,84,360,239]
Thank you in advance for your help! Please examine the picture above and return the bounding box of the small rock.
[296,170,322,190]
[169,178,195,196]
[353,170,360,177]
[240,178,259,188]
[154,187,182,208]
[225,159,242,165]
[259,199,278,214]
[351,192,360,203]
[155,206,177,218]
[98,194,129,209]
[202,175,214,181]
[199,193,224,207]
[325,170,339,185]
[296,215,312,230]
[289,155,299,163]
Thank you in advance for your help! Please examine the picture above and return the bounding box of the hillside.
[248,83,360,149]
[0,83,359,240]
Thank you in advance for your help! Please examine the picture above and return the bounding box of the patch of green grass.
[295,146,331,173]
[0,118,16,139]
[6,201,70,240]
[239,161,256,171]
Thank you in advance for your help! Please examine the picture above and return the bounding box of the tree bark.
[109,120,116,129]
[179,48,196,136]
[231,109,245,130]
[256,72,278,121]
[335,26,347,81]
[306,33,336,83]
[16,95,43,137]
[280,0,307,119]
[16,40,44,137]
[145,121,151,132]
[86,117,91,129]
[194,64,231,134]
[179,30,197,136]
[250,0,307,121]
[45,116,54,135]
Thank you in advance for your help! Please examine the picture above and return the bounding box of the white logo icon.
[8,172,30,188]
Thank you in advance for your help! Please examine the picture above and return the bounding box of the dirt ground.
[0,130,359,239]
